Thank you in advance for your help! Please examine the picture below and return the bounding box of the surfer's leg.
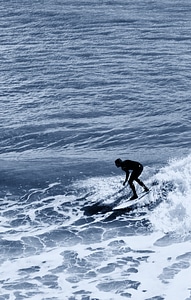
[128,174,138,200]
[132,167,149,192]
[135,178,149,192]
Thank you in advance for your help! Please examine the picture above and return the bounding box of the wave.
[148,154,191,236]
[0,151,191,299]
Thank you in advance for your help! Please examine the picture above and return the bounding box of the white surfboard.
[113,191,150,210]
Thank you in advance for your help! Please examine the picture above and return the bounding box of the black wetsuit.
[120,160,148,198]
[121,160,143,184]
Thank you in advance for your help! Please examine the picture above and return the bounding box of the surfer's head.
[115,158,122,167]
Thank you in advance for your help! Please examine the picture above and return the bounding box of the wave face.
[0,0,191,299]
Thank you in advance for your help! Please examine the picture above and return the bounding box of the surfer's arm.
[123,171,129,186]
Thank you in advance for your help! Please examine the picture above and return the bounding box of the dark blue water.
[0,1,191,299]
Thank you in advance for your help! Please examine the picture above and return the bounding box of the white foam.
[129,236,191,300]
[148,154,191,235]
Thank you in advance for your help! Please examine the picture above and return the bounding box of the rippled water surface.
[0,0,191,299]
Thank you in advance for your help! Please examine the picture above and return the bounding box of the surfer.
[115,158,149,200]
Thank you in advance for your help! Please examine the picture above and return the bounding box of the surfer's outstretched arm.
[123,171,129,186]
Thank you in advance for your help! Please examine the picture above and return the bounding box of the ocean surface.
[0,0,191,299]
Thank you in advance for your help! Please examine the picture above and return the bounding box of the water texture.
[0,0,191,299]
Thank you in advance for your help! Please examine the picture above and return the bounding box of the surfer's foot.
[144,187,149,192]
[130,194,138,200]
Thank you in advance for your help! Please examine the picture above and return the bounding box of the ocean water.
[0,0,191,299]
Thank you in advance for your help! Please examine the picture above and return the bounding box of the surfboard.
[113,191,150,210]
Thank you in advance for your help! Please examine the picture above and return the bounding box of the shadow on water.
[81,195,143,222]
[81,188,130,217]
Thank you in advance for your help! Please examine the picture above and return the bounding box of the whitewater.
[0,0,191,299]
